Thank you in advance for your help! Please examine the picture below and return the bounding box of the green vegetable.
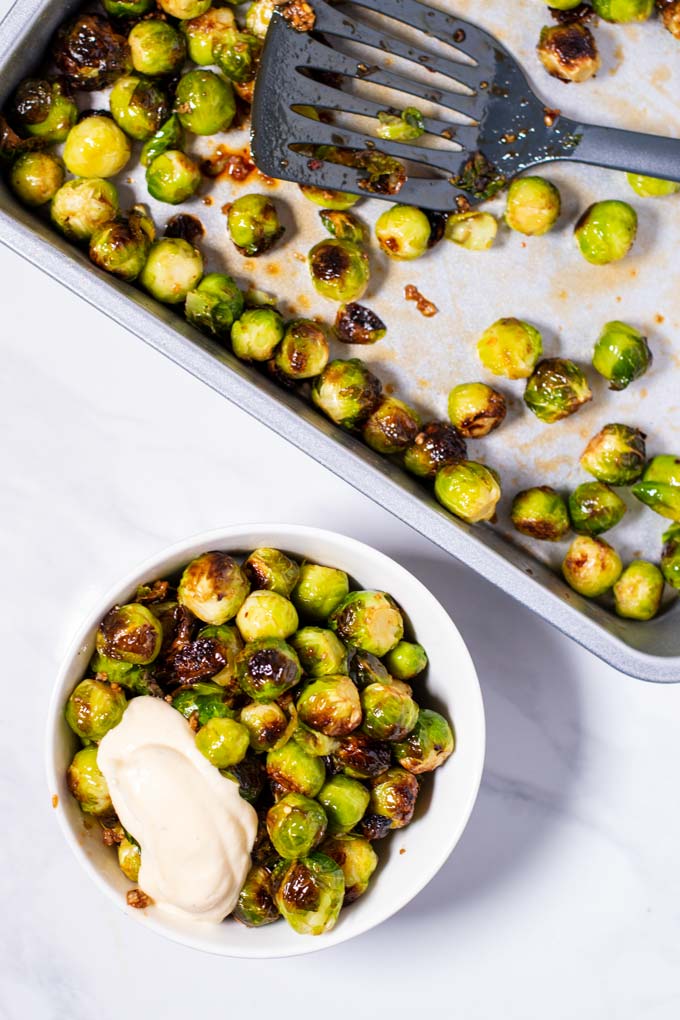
[89,651,149,695]
[110,75,168,141]
[403,422,467,479]
[362,397,422,456]
[383,641,428,681]
[181,7,236,64]
[273,320,330,381]
[626,173,680,198]
[267,793,327,858]
[434,461,502,524]
[239,701,293,752]
[447,382,506,438]
[300,185,359,210]
[308,240,370,301]
[318,775,370,833]
[146,150,201,205]
[393,708,455,774]
[129,19,186,77]
[569,482,627,536]
[361,767,419,839]
[103,0,153,15]
[537,23,601,83]
[228,193,285,257]
[117,836,141,881]
[322,833,378,903]
[140,238,204,304]
[477,318,543,380]
[63,116,131,178]
[524,358,592,423]
[661,525,680,589]
[631,455,680,522]
[334,732,391,779]
[89,206,154,282]
[140,115,184,168]
[580,424,646,485]
[96,602,162,665]
[445,210,498,251]
[172,682,235,725]
[375,204,431,260]
[243,548,300,597]
[292,723,339,758]
[195,716,250,768]
[185,273,244,341]
[330,590,404,657]
[175,69,235,135]
[574,200,637,265]
[273,853,344,935]
[311,359,382,429]
[319,209,368,245]
[51,178,119,243]
[246,0,277,38]
[234,864,279,927]
[53,14,132,91]
[296,675,362,737]
[592,321,652,391]
[591,0,654,21]
[9,151,64,207]
[505,176,561,236]
[266,740,326,797]
[65,677,127,743]
[67,747,113,816]
[157,0,211,18]
[236,638,302,700]
[511,487,571,542]
[214,29,262,84]
[613,560,665,620]
[290,627,346,677]
[178,551,250,625]
[10,78,77,143]
[292,563,350,621]
[562,535,623,597]
[361,681,418,741]
[231,307,285,361]
[236,590,299,642]
[376,107,425,141]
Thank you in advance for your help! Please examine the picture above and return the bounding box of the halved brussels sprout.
[320,209,368,245]
[334,302,386,345]
[178,551,250,625]
[51,178,119,243]
[511,486,571,542]
[632,455,680,522]
[360,767,419,839]
[89,206,154,282]
[237,638,302,701]
[334,732,391,779]
[403,421,467,479]
[592,321,652,391]
[129,19,186,77]
[537,23,601,83]
[267,792,327,858]
[141,114,184,168]
[296,675,362,737]
[228,193,285,257]
[231,308,285,361]
[376,106,425,141]
[53,14,131,91]
[322,833,378,903]
[146,150,201,205]
[613,560,664,621]
[273,320,330,381]
[234,863,279,927]
[318,775,370,834]
[375,204,431,260]
[292,563,350,621]
[244,548,300,597]
[63,116,131,179]
[292,722,339,757]
[240,701,292,753]
[360,681,418,742]
[300,185,359,210]
[574,200,638,265]
[580,424,646,486]
[448,383,506,439]
[524,359,592,423]
[185,273,244,342]
[330,591,404,657]
[384,641,428,680]
[117,836,141,882]
[195,624,243,688]
[172,681,235,725]
[96,603,162,664]
[569,482,627,536]
[562,535,623,597]
[236,590,299,642]
[140,238,204,304]
[181,7,236,65]
[214,29,262,83]
[445,210,498,251]
[477,318,543,380]
[393,708,454,774]
[266,740,326,797]
[627,173,680,198]
[308,240,370,302]
[10,151,64,207]
[311,359,382,430]
[195,716,250,768]
[362,398,421,456]
[65,678,127,742]
[10,78,77,143]
[110,75,168,141]
[435,461,502,524]
[175,69,235,135]
[505,176,561,235]
[591,0,653,21]
[661,525,680,590]
[290,628,346,677]
[273,853,344,935]
[346,648,389,689]
[67,747,113,816]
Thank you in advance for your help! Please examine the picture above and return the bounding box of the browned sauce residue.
[655,314,665,324]
[404,284,438,317]
[51,794,59,809]
[127,889,154,909]
[202,195,213,207]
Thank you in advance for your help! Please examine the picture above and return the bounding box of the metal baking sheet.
[1,0,679,680]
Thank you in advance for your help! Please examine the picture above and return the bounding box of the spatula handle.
[566,121,680,183]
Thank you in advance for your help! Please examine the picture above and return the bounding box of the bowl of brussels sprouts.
[47,525,485,957]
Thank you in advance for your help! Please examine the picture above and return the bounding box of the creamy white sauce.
[98,696,258,923]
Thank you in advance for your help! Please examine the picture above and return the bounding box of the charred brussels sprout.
[51,178,119,243]
[140,238,204,304]
[511,486,570,542]
[195,716,249,767]
[110,75,168,141]
[273,853,344,935]
[234,864,279,927]
[592,321,652,391]
[293,722,339,757]
[291,627,346,677]
[524,358,592,423]
[96,603,162,664]
[297,675,362,737]
[190,624,243,683]
[267,792,327,858]
[632,455,680,521]
[311,359,382,430]
[322,833,377,903]
[215,30,262,83]
[227,194,284,257]
[158,0,211,18]
[537,23,601,83]
[477,318,543,380]
[346,648,389,689]
[178,551,250,625]
[361,681,418,742]
[335,302,386,345]
[292,564,350,621]
[63,116,131,179]
[240,701,292,752]
[318,775,370,833]
[274,320,330,381]
[505,176,561,235]
[172,681,235,725]
[146,150,201,204]
[175,69,235,135]
[330,591,403,657]
[237,638,302,700]
[89,206,154,281]
[627,173,680,198]
[580,424,646,485]
[236,590,299,642]
[10,152,64,207]
[435,461,502,524]
[445,210,498,251]
[231,307,285,361]
[448,383,507,439]
[185,273,244,341]
[562,535,623,597]
[222,754,266,804]
[403,421,467,479]
[181,7,236,65]
[10,79,77,143]
[320,209,368,245]
[591,0,654,20]
[67,747,113,816]
[334,732,390,780]
[375,204,431,260]
[574,200,637,265]
[117,836,141,882]
[384,641,428,680]
[308,240,370,302]
[613,560,664,620]
[300,185,359,210]
[65,678,127,742]
[662,525,680,589]
[393,709,454,774]
[266,740,326,797]
[361,767,419,839]
[659,0,680,38]
[569,482,626,536]
[53,14,131,91]
[129,20,186,77]
[362,397,421,456]
[243,548,300,597]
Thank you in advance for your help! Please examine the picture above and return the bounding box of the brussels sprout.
[195,716,249,768]
[375,204,431,260]
[511,486,570,542]
[67,747,113,816]
[434,461,502,524]
[10,79,77,143]
[524,358,593,423]
[140,238,204,304]
[562,535,623,597]
[591,0,653,21]
[215,30,262,84]
[246,0,277,38]
[296,675,362,737]
[292,722,339,757]
[319,209,368,245]
[65,678,127,743]
[146,150,201,205]
[234,864,279,927]
[505,177,561,235]
[225,193,284,257]
[574,200,638,265]
[626,173,680,198]
[569,482,627,536]
[292,563,350,621]
[311,359,382,430]
[362,397,421,456]
[360,767,419,839]
[545,0,583,7]
[96,603,162,665]
[267,792,327,858]
[660,0,680,38]
[222,753,266,803]
[89,651,150,695]
[613,561,665,621]
[140,114,184,168]
[63,116,131,179]
[103,0,153,15]
[273,320,330,381]
[477,318,543,380]
[662,525,680,590]
[300,185,359,210]
[580,424,646,486]
[322,833,378,904]
[403,421,467,479]
[237,638,302,700]
[273,853,344,935]
[89,206,154,282]
[175,69,235,135]
[244,548,300,597]
[185,273,244,341]
[129,20,186,77]
[384,641,428,681]
[9,151,64,207]
[239,701,291,752]
[231,307,285,361]
[334,302,386,345]
[393,708,454,774]
[236,590,299,643]
[187,626,243,684]
[181,7,236,64]
[51,178,119,243]
[308,240,370,302]
[334,732,391,779]
[537,23,601,83]
[117,836,141,882]
[290,627,346,677]
[158,0,211,18]
[110,75,168,142]
[360,681,418,742]
[172,681,235,725]
[447,382,506,439]
[642,455,680,488]
[178,551,250,625]
[592,321,652,392]
[631,455,680,521]
[53,14,131,91]
[346,648,389,689]
[318,775,369,834]
[266,740,326,797]
[330,591,404,657]
[376,106,425,141]
[445,210,498,251]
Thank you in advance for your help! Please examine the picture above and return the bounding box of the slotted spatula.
[251,0,680,210]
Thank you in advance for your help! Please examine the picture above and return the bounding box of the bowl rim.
[46,523,486,958]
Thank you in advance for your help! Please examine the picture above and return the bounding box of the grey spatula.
[251,0,680,210]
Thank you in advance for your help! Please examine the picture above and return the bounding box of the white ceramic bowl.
[46,525,485,958]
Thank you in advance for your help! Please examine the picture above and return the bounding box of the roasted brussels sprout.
[96,602,162,665]
[63,116,131,179]
[505,176,561,235]
[562,535,623,597]
[384,641,428,680]
[580,424,646,485]
[659,0,680,38]
[140,237,204,304]
[445,210,498,251]
[318,775,370,834]
[234,864,279,927]
[322,833,378,903]
[376,106,425,141]
[226,193,284,257]
[129,19,186,77]
[393,708,454,774]
[330,591,403,657]
[172,681,235,724]
[89,651,150,695]
[273,320,330,381]
[511,486,570,542]
[53,14,131,91]
[10,78,77,143]
[236,590,299,642]
[290,627,346,677]
[237,638,302,700]
[361,767,419,839]
[524,358,592,423]
[626,173,680,198]
[89,206,154,281]
[244,548,300,597]
[140,114,184,167]
[67,747,113,816]
[231,307,285,361]
[9,151,64,207]
[196,624,243,688]
[300,185,359,210]
[239,701,292,752]
[273,853,344,935]
[661,525,680,590]
[297,675,362,737]
[292,563,350,621]
[175,69,235,135]
[477,318,543,380]
[320,209,368,245]
[181,7,236,64]
[632,468,680,521]
[185,273,244,341]
[117,836,141,882]
[613,560,664,620]
[195,716,249,768]
[292,722,339,757]
[267,792,327,858]
[266,740,326,797]
[308,240,370,302]
[103,0,153,15]
[311,359,382,429]
[448,382,507,439]
[109,75,168,141]
[333,732,390,781]
[574,200,638,265]
[435,461,502,524]
[360,681,418,742]
[362,397,421,456]
[346,648,389,689]
[157,0,211,18]
[215,29,262,83]
[246,0,277,38]
[591,0,654,20]
[51,178,119,243]
[592,321,652,391]
[569,482,626,536]
[65,677,127,743]
[334,302,386,345]
[375,204,431,260]
[146,150,201,204]
[222,754,266,804]
[178,551,250,625]
[403,421,467,479]
[537,23,601,83]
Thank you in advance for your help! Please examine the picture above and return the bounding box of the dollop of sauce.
[98,697,258,923]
